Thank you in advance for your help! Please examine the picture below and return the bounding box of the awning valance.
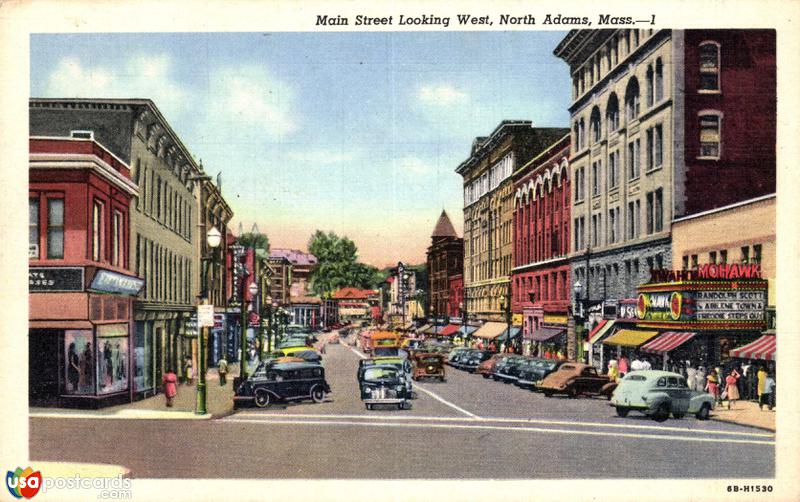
[640,332,697,354]
[472,322,507,340]
[437,324,460,337]
[729,335,776,361]
[587,320,615,344]
[530,327,565,342]
[602,329,659,347]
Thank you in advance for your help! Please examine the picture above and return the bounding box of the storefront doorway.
[29,330,60,405]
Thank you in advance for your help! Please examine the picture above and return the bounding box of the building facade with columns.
[457,121,569,323]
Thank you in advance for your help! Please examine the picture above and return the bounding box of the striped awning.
[729,335,776,361]
[587,320,616,344]
[472,322,508,340]
[640,332,697,354]
[602,329,659,347]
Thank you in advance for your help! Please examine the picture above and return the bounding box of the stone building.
[425,210,463,320]
[457,121,569,322]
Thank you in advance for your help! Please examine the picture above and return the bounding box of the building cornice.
[29,154,139,196]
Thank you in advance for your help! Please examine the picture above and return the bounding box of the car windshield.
[363,367,398,381]
[624,374,647,381]
[420,357,441,364]
[535,361,557,370]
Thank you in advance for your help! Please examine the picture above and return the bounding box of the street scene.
[21,25,780,491]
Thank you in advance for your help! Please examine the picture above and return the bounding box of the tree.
[308,230,384,295]
[236,232,269,252]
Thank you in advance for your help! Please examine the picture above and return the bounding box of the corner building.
[457,121,568,322]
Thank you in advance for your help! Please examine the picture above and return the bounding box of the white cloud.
[206,66,297,141]
[418,83,468,105]
[286,148,359,165]
[44,55,187,114]
[395,156,431,176]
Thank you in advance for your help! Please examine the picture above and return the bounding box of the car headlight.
[395,385,404,392]
[536,380,543,385]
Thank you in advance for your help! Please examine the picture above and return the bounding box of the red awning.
[437,324,460,337]
[640,332,697,354]
[729,335,776,361]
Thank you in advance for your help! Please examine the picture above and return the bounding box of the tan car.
[412,353,446,382]
[474,353,507,379]
[537,362,617,398]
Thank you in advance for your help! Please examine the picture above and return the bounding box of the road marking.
[342,343,479,419]
[223,418,776,446]
[224,412,773,438]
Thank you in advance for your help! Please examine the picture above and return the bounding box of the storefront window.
[134,321,154,391]
[64,330,94,395]
[97,324,129,395]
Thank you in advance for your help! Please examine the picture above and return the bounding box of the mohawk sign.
[648,264,763,283]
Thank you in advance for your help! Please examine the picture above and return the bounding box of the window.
[29,198,39,258]
[625,78,640,121]
[606,94,620,133]
[646,192,654,234]
[699,114,721,158]
[627,139,640,179]
[608,151,619,189]
[646,128,654,171]
[682,255,689,270]
[741,246,750,264]
[592,161,601,197]
[654,124,663,168]
[654,188,663,232]
[134,159,142,210]
[655,58,664,101]
[720,249,727,264]
[112,210,123,267]
[609,207,620,244]
[93,200,104,262]
[574,216,585,250]
[646,65,654,107]
[753,244,762,264]
[627,200,640,240]
[699,42,720,91]
[611,38,618,65]
[592,213,601,247]
[575,166,586,202]
[709,251,717,264]
[590,107,602,143]
[47,198,65,259]
[691,254,698,270]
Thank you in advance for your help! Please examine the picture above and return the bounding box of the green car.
[610,370,715,422]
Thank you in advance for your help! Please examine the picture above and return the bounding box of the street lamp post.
[568,280,584,361]
[196,226,222,415]
[239,258,250,379]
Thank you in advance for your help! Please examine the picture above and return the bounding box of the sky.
[30,31,571,267]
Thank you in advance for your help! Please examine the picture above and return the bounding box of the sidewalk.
[711,399,775,431]
[30,362,253,420]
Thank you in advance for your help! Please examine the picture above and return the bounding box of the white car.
[610,370,715,422]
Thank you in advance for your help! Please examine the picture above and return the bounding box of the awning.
[497,326,521,343]
[587,320,615,344]
[602,329,659,347]
[459,325,478,336]
[437,324,460,337]
[471,322,507,340]
[424,324,446,335]
[415,323,432,334]
[640,332,697,354]
[530,327,565,342]
[729,335,776,361]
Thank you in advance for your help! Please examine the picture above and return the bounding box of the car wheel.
[615,406,630,417]
[503,379,511,385]
[672,412,685,419]
[543,391,553,398]
[366,403,373,410]
[696,403,711,420]
[254,389,271,408]
[396,403,403,410]
[492,376,499,381]
[482,374,490,379]
[567,387,578,399]
[440,376,445,382]
[310,385,325,403]
[653,403,671,422]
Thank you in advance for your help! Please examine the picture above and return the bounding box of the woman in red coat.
[163,369,178,407]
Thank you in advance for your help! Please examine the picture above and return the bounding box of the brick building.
[426,210,463,320]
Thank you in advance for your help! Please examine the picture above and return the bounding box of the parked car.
[411,353,446,381]
[459,350,493,373]
[358,364,412,410]
[516,359,566,390]
[233,361,331,408]
[610,370,715,422]
[447,347,471,366]
[475,353,507,379]
[449,349,476,370]
[492,355,527,383]
[537,362,617,398]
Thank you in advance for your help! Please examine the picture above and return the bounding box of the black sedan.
[459,350,494,373]
[516,359,566,390]
[233,361,330,408]
[491,355,527,383]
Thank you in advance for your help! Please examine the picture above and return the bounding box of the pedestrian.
[705,368,720,402]
[686,364,697,391]
[724,368,741,410]
[184,356,193,385]
[631,355,643,372]
[714,365,724,404]
[618,355,629,377]
[217,356,228,386]
[162,368,178,407]
[757,366,768,403]
[760,373,775,411]
[607,359,619,383]
[320,342,327,354]
[695,366,706,393]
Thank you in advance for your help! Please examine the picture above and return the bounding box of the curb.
[710,415,776,433]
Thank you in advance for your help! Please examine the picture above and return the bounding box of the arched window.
[625,77,640,121]
[655,58,664,101]
[646,65,654,107]
[699,41,720,91]
[606,93,620,133]
[590,106,602,143]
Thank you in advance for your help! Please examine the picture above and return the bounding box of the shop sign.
[648,264,762,283]
[636,292,684,321]
[618,300,638,320]
[29,267,84,292]
[543,314,567,325]
[89,270,144,296]
[693,290,766,321]
[512,314,524,326]
[198,305,215,328]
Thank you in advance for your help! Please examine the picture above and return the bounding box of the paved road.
[29,335,775,479]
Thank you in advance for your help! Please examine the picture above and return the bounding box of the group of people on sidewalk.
[160,355,231,408]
